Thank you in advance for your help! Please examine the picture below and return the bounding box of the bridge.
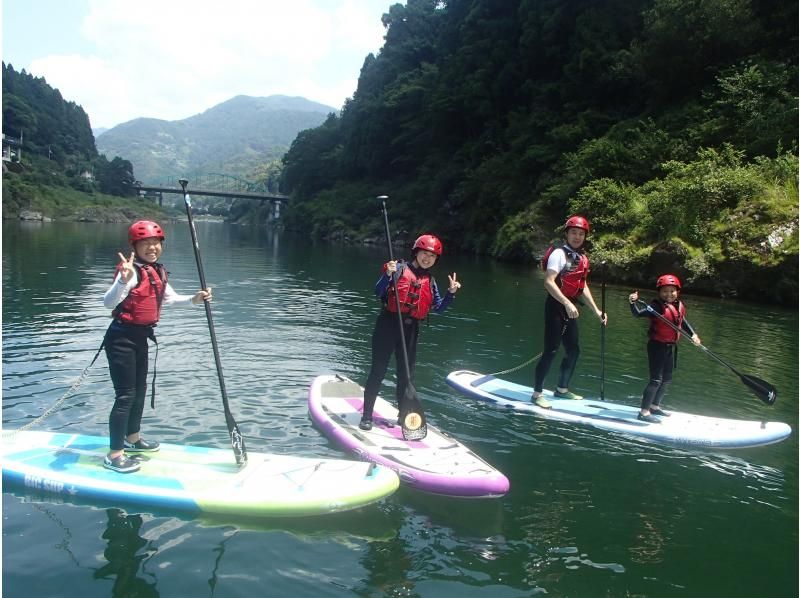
[133,173,289,220]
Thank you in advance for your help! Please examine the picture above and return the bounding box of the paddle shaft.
[600,262,606,400]
[180,180,247,465]
[380,200,413,381]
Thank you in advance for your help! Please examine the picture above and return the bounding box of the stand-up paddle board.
[1,430,399,517]
[308,374,509,498]
[446,370,791,449]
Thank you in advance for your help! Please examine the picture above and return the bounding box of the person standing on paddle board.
[360,234,461,431]
[629,275,701,423]
[101,220,212,473]
[531,216,607,408]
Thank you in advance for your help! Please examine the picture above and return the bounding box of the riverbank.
[3,186,795,306]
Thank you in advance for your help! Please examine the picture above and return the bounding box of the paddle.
[378,195,427,441]
[179,179,248,466]
[634,299,777,405]
[600,261,607,400]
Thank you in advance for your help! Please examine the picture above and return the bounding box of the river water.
[2,221,797,597]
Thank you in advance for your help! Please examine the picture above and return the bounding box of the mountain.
[93,127,109,138]
[96,95,336,183]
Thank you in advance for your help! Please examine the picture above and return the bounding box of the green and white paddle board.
[1,430,399,517]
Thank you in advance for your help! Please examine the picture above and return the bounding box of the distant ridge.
[96,95,335,183]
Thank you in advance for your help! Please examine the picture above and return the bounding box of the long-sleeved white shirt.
[103,268,197,310]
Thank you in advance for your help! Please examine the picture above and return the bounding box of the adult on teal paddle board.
[360,234,461,432]
[101,220,212,473]
[531,216,607,408]
[629,274,702,423]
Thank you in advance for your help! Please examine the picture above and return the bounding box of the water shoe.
[637,413,661,424]
[553,390,583,400]
[123,438,160,452]
[103,454,141,473]
[532,395,552,409]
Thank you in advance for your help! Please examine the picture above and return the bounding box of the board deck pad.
[308,374,509,498]
[1,430,399,517]
[446,370,791,449]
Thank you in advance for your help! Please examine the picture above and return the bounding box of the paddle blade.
[229,422,248,466]
[399,385,427,441]
[741,374,778,406]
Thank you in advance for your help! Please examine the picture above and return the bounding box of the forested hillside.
[3,63,149,219]
[280,0,798,303]
[3,62,97,169]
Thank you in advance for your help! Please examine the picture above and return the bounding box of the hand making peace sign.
[448,273,461,294]
[117,252,136,283]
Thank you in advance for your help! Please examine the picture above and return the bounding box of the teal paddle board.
[1,430,399,517]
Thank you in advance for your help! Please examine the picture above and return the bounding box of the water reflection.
[92,508,159,597]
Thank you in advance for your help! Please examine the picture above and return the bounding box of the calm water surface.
[2,221,797,597]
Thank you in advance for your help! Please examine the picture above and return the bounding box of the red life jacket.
[112,262,168,326]
[385,261,435,320]
[649,300,686,343]
[543,244,589,299]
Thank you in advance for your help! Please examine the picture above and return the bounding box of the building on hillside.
[2,133,23,162]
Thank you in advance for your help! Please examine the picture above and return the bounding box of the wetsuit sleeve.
[431,278,455,313]
[629,299,655,318]
[681,312,696,337]
[103,271,136,309]
[162,283,195,306]
[374,270,392,300]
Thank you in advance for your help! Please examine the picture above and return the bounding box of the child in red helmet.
[359,234,461,430]
[101,220,212,473]
[531,216,607,408]
[629,274,701,423]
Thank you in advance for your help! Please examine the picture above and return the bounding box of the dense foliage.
[3,62,139,211]
[3,63,98,171]
[280,0,798,303]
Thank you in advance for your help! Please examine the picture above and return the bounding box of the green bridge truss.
[150,173,274,194]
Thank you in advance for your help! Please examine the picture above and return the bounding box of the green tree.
[96,155,136,197]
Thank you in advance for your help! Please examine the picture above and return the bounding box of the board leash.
[487,352,543,377]
[3,342,105,439]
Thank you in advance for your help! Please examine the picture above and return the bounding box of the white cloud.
[26,0,387,128]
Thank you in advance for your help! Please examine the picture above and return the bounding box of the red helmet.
[413,234,443,256]
[564,215,590,233]
[656,274,682,290]
[128,220,165,245]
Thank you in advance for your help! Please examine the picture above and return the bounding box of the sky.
[2,0,392,130]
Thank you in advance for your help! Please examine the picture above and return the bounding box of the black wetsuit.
[630,300,696,411]
[362,262,454,420]
[533,294,581,393]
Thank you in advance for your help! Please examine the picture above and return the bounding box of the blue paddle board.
[446,370,791,449]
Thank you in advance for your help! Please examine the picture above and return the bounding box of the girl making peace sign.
[101,220,211,473]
